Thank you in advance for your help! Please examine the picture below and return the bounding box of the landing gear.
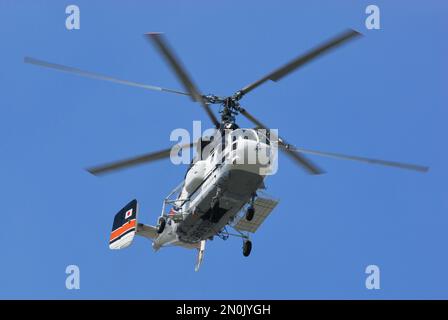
[245,206,255,221]
[246,194,256,221]
[157,217,166,234]
[242,239,252,257]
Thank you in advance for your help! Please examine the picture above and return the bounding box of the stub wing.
[233,195,279,233]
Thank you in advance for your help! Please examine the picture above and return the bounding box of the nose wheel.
[245,194,256,221]
[245,206,255,221]
[157,217,166,234]
[242,239,252,257]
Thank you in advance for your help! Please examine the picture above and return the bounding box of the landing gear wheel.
[157,217,166,234]
[243,240,252,257]
[246,206,255,221]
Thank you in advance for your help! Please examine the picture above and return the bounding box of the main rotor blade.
[24,56,189,96]
[278,139,324,175]
[285,146,429,173]
[146,33,220,128]
[239,107,323,174]
[238,29,362,97]
[87,142,194,176]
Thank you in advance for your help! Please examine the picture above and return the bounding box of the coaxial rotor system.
[25,29,429,175]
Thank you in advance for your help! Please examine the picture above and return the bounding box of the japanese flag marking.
[125,209,133,219]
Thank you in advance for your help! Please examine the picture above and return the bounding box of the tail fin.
[109,199,138,250]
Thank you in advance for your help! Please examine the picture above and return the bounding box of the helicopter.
[25,29,429,271]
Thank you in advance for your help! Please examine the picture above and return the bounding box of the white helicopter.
[25,30,428,271]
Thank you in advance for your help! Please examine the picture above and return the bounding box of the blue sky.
[1,0,447,299]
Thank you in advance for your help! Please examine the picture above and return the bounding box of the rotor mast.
[201,93,243,128]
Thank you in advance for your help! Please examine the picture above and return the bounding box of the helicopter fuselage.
[152,128,275,249]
